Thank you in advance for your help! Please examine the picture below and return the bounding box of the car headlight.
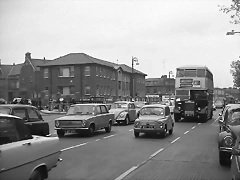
[178,106,181,110]
[198,107,201,111]
[157,121,164,128]
[82,120,86,126]
[118,113,125,118]
[55,120,59,127]
[223,136,233,147]
[134,120,140,127]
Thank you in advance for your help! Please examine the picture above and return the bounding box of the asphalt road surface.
[43,110,231,180]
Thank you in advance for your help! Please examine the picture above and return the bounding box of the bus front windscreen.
[190,90,207,101]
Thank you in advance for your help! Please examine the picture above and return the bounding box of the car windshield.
[228,108,240,124]
[134,102,146,108]
[140,107,164,116]
[111,103,128,109]
[66,105,94,115]
[0,107,11,115]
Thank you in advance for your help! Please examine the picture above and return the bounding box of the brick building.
[38,53,146,102]
[145,75,175,102]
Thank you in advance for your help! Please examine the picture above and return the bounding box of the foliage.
[230,59,240,87]
[219,0,240,24]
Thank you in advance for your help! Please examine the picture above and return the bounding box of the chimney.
[13,63,15,65]
[43,57,46,60]
[25,52,31,60]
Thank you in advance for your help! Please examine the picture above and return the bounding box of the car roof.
[142,104,167,108]
[0,104,36,108]
[73,103,106,106]
[0,113,22,119]
[114,101,130,103]
[227,104,240,111]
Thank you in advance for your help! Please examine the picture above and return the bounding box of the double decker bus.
[174,66,214,123]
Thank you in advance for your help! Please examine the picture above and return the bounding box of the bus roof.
[177,65,212,73]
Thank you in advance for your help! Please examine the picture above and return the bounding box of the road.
[43,110,231,180]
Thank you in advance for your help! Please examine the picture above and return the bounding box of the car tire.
[88,125,95,137]
[174,113,181,122]
[30,169,43,180]
[219,151,228,166]
[57,130,65,137]
[169,128,173,135]
[105,122,112,133]
[124,116,129,125]
[134,131,139,138]
[161,127,167,138]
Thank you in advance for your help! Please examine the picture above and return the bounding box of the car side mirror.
[232,147,240,156]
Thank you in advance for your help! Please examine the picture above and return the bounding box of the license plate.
[141,125,154,129]
[66,130,76,133]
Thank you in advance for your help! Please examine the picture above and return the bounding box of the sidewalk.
[122,122,231,180]
[40,109,66,115]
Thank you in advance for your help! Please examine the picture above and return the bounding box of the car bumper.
[219,146,232,153]
[55,127,89,130]
[134,128,165,133]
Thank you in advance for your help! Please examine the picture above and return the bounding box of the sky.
[0,0,239,88]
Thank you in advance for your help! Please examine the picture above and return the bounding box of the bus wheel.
[174,113,181,122]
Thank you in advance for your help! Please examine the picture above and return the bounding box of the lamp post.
[226,30,240,35]
[131,56,139,99]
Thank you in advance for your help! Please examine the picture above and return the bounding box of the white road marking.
[171,137,180,144]
[129,129,133,131]
[103,134,115,139]
[61,142,88,152]
[211,116,219,125]
[184,130,189,134]
[150,148,164,158]
[95,139,100,141]
[191,126,196,129]
[115,166,138,180]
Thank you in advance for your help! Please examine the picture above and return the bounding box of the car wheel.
[219,151,227,166]
[124,116,129,125]
[105,122,112,133]
[57,130,65,137]
[30,169,43,180]
[169,128,173,135]
[134,131,139,138]
[161,127,167,138]
[88,125,95,137]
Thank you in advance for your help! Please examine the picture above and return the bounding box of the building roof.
[30,59,51,71]
[0,65,14,78]
[9,64,23,76]
[39,53,146,75]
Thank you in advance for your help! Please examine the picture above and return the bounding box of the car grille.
[185,103,195,111]
[59,120,84,127]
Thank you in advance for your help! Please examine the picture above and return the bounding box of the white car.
[0,113,62,180]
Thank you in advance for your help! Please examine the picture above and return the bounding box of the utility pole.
[131,56,139,99]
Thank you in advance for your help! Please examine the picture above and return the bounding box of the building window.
[118,81,121,89]
[112,72,115,80]
[58,67,74,77]
[100,86,103,95]
[103,68,106,78]
[44,68,49,78]
[70,66,74,77]
[45,87,48,90]
[58,86,75,95]
[99,67,102,77]
[16,82,19,89]
[104,86,106,95]
[147,88,150,94]
[85,66,90,76]
[96,85,99,96]
[107,70,110,78]
[107,86,110,95]
[85,86,90,95]
[154,89,157,94]
[96,67,99,76]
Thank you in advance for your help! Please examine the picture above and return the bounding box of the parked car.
[0,104,50,136]
[133,104,174,138]
[55,103,114,137]
[215,100,224,109]
[230,125,240,180]
[109,101,137,125]
[0,113,62,180]
[218,104,240,166]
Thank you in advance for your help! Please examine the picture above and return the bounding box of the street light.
[131,56,139,99]
[226,30,240,35]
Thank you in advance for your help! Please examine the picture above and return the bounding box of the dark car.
[0,104,50,136]
[218,104,240,166]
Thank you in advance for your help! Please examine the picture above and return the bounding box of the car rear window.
[0,107,11,115]
[0,118,18,145]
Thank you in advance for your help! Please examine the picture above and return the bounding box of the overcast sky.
[0,0,239,88]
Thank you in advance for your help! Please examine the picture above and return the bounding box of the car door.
[164,107,172,130]
[100,105,109,127]
[0,116,35,180]
[128,103,136,122]
[94,106,103,130]
[26,107,50,136]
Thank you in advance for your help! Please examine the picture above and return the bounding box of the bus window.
[185,69,197,77]
[197,69,206,77]
[176,69,185,77]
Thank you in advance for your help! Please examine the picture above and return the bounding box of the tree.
[230,59,240,87]
[219,0,240,24]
